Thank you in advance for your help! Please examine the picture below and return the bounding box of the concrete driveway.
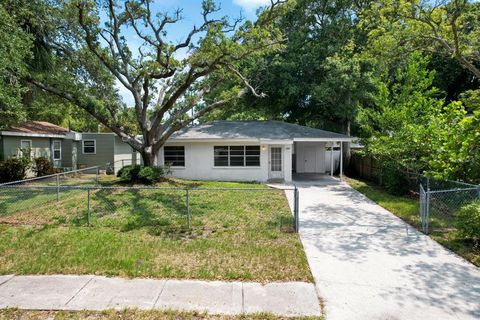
[293,176,480,320]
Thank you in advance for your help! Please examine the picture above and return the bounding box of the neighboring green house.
[0,121,137,172]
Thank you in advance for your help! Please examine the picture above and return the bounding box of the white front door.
[304,148,316,172]
[268,146,284,180]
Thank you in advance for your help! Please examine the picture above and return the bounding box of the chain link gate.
[419,178,480,234]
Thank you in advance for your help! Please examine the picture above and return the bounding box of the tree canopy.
[1,0,479,182]
[2,0,285,165]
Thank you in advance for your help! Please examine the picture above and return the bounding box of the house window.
[82,140,96,154]
[214,146,229,166]
[20,140,32,159]
[245,146,261,166]
[164,146,185,167]
[214,146,260,167]
[53,140,61,160]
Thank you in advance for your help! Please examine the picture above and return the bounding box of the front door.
[268,146,284,180]
[304,148,316,172]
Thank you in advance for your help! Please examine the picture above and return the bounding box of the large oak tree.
[27,0,284,166]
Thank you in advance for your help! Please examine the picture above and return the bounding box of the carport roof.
[171,120,353,141]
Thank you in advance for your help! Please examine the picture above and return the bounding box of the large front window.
[164,146,185,167]
[214,146,260,167]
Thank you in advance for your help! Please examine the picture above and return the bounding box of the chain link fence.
[0,184,300,233]
[419,177,480,234]
[0,166,103,188]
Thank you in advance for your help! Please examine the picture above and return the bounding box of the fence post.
[425,186,431,234]
[87,188,91,226]
[419,184,423,232]
[420,183,427,233]
[95,167,99,186]
[294,186,299,232]
[186,188,190,229]
[56,174,60,202]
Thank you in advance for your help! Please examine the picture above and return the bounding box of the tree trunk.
[141,148,159,167]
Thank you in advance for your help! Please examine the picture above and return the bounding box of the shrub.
[33,157,59,176]
[455,201,480,242]
[380,163,410,195]
[117,165,168,184]
[138,166,165,184]
[117,165,142,182]
[0,157,31,183]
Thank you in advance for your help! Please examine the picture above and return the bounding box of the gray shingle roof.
[171,120,352,141]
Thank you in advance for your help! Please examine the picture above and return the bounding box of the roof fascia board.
[293,137,354,142]
[167,138,293,144]
[259,139,293,144]
[81,132,116,135]
[0,131,67,139]
[167,138,261,143]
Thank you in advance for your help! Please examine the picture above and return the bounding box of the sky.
[112,0,272,106]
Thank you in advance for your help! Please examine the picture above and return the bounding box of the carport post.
[340,142,343,179]
[330,142,334,176]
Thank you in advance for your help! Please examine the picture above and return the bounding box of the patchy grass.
[0,308,323,320]
[345,176,480,266]
[0,177,312,282]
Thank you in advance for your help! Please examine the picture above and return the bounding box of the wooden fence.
[349,151,423,194]
[349,152,382,184]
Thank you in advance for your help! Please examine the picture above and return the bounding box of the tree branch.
[225,65,266,98]
[155,88,248,148]
[28,78,143,151]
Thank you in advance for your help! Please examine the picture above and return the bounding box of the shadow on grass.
[1,178,293,242]
[86,188,199,238]
[0,188,57,217]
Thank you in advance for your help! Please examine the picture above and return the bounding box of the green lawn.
[345,176,480,266]
[0,309,323,320]
[0,177,312,282]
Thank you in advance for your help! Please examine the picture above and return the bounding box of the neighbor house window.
[82,140,96,154]
[53,140,61,160]
[214,146,260,167]
[164,146,185,167]
[20,140,32,159]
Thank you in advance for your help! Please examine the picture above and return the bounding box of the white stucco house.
[1,120,353,182]
[157,120,353,183]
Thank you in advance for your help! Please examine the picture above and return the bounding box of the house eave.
[167,137,354,143]
[293,137,353,142]
[167,138,261,143]
[0,131,68,139]
[167,137,294,144]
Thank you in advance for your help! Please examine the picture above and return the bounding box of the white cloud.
[233,0,271,12]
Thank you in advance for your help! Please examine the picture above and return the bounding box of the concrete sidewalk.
[0,274,321,317]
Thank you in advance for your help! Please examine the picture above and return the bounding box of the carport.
[293,138,351,179]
